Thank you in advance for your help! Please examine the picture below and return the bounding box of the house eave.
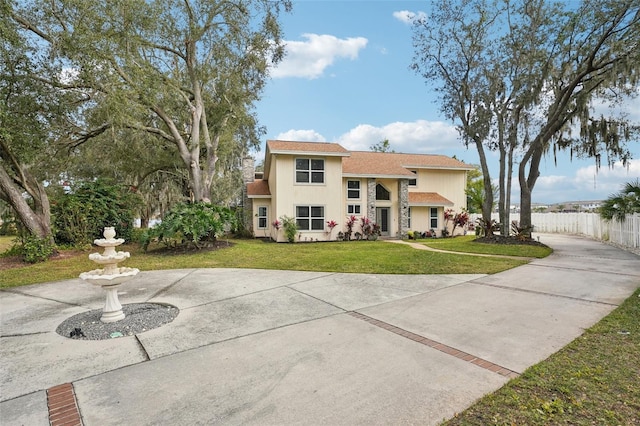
[409,202,454,207]
[269,150,351,157]
[343,173,413,179]
[402,164,476,171]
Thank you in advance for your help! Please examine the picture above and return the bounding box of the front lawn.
[0,238,532,288]
[420,235,553,258]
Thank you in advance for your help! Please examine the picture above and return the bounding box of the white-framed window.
[430,207,438,229]
[296,205,325,230]
[347,180,360,199]
[408,207,412,228]
[347,204,361,215]
[409,170,417,186]
[257,206,268,229]
[295,158,324,184]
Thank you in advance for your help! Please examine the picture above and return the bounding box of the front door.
[376,207,390,236]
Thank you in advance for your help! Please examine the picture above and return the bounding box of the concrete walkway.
[1,234,639,425]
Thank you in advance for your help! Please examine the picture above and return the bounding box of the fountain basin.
[93,238,125,246]
[88,251,131,264]
[80,267,140,287]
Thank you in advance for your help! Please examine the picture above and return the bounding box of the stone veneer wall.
[242,157,255,233]
[367,178,376,221]
[398,179,409,239]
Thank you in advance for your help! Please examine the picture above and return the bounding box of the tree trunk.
[474,138,493,225]
[519,143,544,237]
[0,165,52,240]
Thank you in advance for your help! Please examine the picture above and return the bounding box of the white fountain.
[80,227,140,323]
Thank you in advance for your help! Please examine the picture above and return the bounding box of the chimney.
[242,157,255,183]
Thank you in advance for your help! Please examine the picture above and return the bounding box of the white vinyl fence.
[471,212,640,251]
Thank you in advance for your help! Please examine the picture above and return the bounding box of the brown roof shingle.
[247,179,270,197]
[267,140,349,155]
[343,151,473,177]
[408,192,454,206]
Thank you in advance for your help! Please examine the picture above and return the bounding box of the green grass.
[443,287,640,425]
[0,238,530,288]
[420,235,553,258]
[2,234,638,423]
[0,235,15,253]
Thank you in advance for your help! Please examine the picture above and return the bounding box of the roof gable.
[264,140,350,177]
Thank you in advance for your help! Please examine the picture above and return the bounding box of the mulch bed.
[473,234,549,247]
[0,250,83,271]
[143,239,235,255]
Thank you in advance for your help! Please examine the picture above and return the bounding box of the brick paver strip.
[47,383,83,426]
[348,311,519,378]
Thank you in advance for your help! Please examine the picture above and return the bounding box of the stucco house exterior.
[244,140,474,242]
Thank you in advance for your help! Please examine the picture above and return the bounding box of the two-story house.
[244,140,474,242]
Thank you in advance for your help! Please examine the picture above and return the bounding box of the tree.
[411,0,498,227]
[516,0,640,235]
[0,6,82,243]
[412,0,640,238]
[466,166,496,214]
[10,0,292,203]
[600,179,640,221]
[370,139,395,153]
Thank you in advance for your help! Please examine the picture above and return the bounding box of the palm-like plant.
[599,179,640,221]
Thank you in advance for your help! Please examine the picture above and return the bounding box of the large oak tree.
[10,0,291,203]
[412,0,639,236]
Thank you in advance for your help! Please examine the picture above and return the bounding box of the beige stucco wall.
[341,177,372,236]
[264,154,344,242]
[253,159,469,241]
[417,169,468,211]
[409,206,440,233]
[408,168,468,236]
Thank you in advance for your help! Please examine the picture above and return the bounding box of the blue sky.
[254,0,640,205]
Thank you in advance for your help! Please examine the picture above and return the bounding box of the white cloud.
[271,34,368,79]
[591,87,640,123]
[574,160,640,195]
[275,129,326,142]
[392,10,427,25]
[336,120,459,152]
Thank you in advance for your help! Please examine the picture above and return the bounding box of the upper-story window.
[347,180,360,199]
[296,158,324,184]
[409,170,417,186]
[376,184,390,201]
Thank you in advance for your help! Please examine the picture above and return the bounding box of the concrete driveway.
[1,233,639,425]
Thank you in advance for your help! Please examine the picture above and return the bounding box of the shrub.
[51,180,141,246]
[476,217,500,236]
[279,215,298,243]
[344,215,357,241]
[360,216,381,240]
[510,221,533,241]
[148,202,236,249]
[444,208,470,236]
[12,234,55,263]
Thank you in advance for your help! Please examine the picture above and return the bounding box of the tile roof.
[247,179,270,197]
[343,151,474,177]
[408,192,454,206]
[266,140,350,155]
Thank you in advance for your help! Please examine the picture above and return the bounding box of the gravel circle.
[56,303,179,340]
